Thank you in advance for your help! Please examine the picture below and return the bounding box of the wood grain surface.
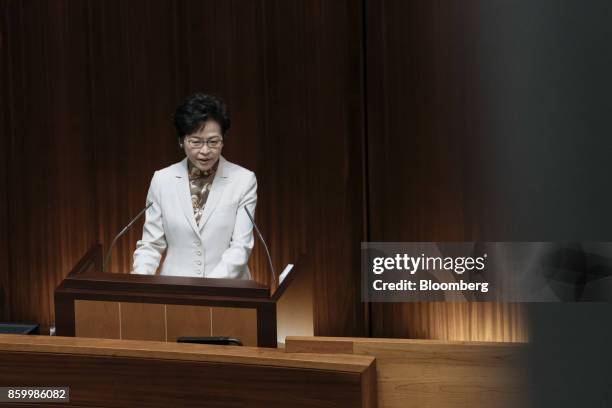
[73,300,259,346]
[211,307,258,346]
[120,302,166,341]
[166,304,212,341]
[0,335,376,408]
[75,300,120,339]
[0,334,374,371]
[286,336,527,408]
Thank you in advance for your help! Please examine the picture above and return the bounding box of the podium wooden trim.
[55,245,287,347]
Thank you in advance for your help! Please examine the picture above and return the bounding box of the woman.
[132,93,256,279]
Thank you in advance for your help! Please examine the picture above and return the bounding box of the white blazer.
[132,156,256,279]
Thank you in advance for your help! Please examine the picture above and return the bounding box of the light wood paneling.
[285,337,354,355]
[0,334,375,371]
[166,305,212,341]
[356,339,525,408]
[286,336,527,408]
[0,334,377,408]
[72,301,264,345]
[211,307,257,347]
[120,302,165,341]
[75,300,120,339]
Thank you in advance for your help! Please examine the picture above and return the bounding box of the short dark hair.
[173,93,231,140]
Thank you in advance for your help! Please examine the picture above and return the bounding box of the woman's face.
[182,120,224,172]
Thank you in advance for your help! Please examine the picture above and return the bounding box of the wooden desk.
[286,336,527,408]
[0,334,376,407]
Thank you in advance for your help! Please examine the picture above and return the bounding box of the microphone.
[103,201,153,272]
[244,207,276,287]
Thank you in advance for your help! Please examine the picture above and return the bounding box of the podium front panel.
[75,300,120,339]
[121,303,166,341]
[211,307,257,346]
[74,300,258,346]
[166,304,212,341]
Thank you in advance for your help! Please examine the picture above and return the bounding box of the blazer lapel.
[199,155,229,231]
[174,158,200,236]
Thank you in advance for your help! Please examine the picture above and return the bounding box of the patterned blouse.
[188,160,216,226]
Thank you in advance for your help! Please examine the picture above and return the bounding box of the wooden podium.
[55,245,296,347]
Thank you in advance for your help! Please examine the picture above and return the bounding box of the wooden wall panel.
[87,0,180,274]
[258,0,365,336]
[286,337,528,408]
[0,0,10,321]
[0,335,377,408]
[2,0,96,329]
[365,0,526,341]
